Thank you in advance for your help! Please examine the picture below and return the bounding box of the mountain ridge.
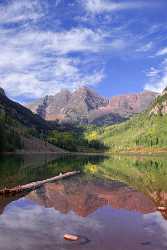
[90,86,167,153]
[26,86,158,125]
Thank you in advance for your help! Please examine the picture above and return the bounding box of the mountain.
[27,177,156,216]
[0,87,65,153]
[0,88,50,132]
[88,90,158,125]
[91,87,167,153]
[0,87,107,153]
[150,87,167,116]
[28,89,72,121]
[27,86,109,124]
[103,90,158,118]
[0,87,5,96]
[27,86,157,125]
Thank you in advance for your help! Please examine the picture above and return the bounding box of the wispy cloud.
[0,0,109,99]
[145,59,167,92]
[0,0,44,24]
[0,0,164,101]
[0,25,106,99]
[83,0,150,14]
[11,27,127,55]
[146,67,160,78]
[156,47,167,56]
[136,42,153,53]
[0,0,130,100]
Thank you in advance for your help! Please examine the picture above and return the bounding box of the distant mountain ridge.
[27,86,158,125]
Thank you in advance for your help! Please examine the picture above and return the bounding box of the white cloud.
[48,28,107,54]
[0,48,37,69]
[83,0,150,14]
[145,75,167,93]
[54,58,79,78]
[10,28,127,55]
[146,67,160,78]
[156,47,167,56]
[0,60,105,99]
[0,13,125,100]
[136,42,153,53]
[0,25,106,98]
[0,0,44,24]
[145,60,167,93]
[110,39,127,50]
[0,0,162,101]
[1,73,43,98]
[0,8,109,100]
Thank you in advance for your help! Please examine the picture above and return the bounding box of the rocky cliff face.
[28,89,72,120]
[150,87,167,116]
[62,87,109,124]
[27,86,109,124]
[27,87,158,125]
[0,87,6,96]
[107,90,158,117]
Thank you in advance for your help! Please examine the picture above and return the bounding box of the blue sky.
[0,0,167,102]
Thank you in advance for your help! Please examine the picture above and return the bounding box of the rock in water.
[64,234,79,241]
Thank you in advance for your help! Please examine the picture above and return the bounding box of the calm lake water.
[0,154,167,250]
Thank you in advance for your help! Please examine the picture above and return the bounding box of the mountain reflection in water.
[27,177,156,216]
[0,154,166,250]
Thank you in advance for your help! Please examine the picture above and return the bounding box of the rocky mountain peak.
[75,85,89,93]
[74,86,99,99]
[58,88,71,96]
[27,87,157,125]
[0,87,6,96]
[72,86,109,108]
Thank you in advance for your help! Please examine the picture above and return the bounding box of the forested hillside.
[0,88,60,152]
[88,88,167,153]
[0,110,22,152]
[0,88,106,153]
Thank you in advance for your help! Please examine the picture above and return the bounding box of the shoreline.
[0,151,107,156]
[1,150,167,157]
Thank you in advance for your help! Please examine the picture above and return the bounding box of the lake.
[0,154,166,250]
